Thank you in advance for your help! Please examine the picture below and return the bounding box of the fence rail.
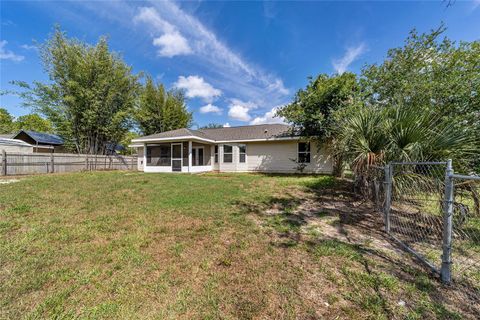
[363,160,479,288]
[1,150,137,176]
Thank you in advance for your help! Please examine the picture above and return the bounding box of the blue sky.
[1,1,479,128]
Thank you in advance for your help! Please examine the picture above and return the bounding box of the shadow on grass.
[235,176,479,319]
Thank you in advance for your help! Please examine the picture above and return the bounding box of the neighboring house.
[12,130,65,153]
[130,124,333,174]
[0,138,34,153]
[0,134,14,139]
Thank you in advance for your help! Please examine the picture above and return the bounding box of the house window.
[223,144,233,163]
[298,142,311,163]
[214,145,218,163]
[239,144,246,163]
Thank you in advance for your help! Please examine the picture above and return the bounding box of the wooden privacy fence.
[1,150,138,176]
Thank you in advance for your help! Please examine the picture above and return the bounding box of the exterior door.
[171,143,182,172]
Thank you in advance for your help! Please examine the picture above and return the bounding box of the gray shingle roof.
[135,124,295,142]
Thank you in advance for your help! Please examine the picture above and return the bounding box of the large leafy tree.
[277,72,358,139]
[135,76,192,135]
[360,25,479,169]
[277,72,359,175]
[0,108,14,134]
[14,27,138,154]
[14,114,53,133]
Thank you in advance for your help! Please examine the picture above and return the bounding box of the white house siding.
[218,143,248,172]
[138,140,333,174]
[137,147,144,171]
[244,141,333,174]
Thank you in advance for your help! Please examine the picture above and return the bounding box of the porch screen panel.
[198,148,204,165]
[172,144,182,159]
[182,143,188,166]
[159,145,171,166]
[146,145,170,166]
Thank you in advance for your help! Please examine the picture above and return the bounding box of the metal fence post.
[384,164,392,233]
[1,150,6,176]
[441,159,454,284]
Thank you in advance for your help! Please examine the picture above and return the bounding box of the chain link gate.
[365,160,479,289]
[449,172,480,287]
[386,161,447,277]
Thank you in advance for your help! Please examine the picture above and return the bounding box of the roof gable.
[14,130,64,145]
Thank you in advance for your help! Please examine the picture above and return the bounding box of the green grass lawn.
[0,172,477,319]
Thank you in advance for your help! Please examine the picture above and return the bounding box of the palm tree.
[336,104,478,194]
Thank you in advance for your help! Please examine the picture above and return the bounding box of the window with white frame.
[239,144,246,163]
[214,145,218,163]
[223,144,233,163]
[298,142,311,163]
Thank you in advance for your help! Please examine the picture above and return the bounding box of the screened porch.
[144,141,213,173]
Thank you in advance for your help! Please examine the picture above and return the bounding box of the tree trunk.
[333,154,344,177]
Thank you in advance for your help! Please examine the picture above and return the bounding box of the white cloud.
[135,7,192,57]
[152,32,192,57]
[250,107,285,125]
[132,2,289,107]
[228,105,251,122]
[134,6,175,33]
[0,41,24,62]
[174,75,222,102]
[227,99,258,122]
[332,43,366,74]
[52,1,291,110]
[21,44,37,51]
[223,122,231,128]
[199,103,222,115]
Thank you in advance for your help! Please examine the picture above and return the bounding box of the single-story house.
[130,124,333,174]
[12,130,65,153]
[0,137,34,153]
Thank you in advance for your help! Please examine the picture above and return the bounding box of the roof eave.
[131,135,216,144]
[214,136,300,143]
[131,135,301,145]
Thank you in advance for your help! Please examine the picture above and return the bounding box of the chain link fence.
[388,162,447,275]
[363,161,479,289]
[450,174,480,288]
